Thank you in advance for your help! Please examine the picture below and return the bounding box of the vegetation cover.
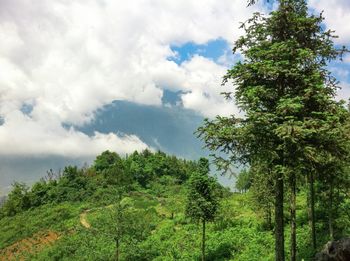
[198,0,350,260]
[0,150,265,260]
[1,149,350,260]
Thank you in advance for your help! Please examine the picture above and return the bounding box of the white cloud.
[343,54,350,64]
[330,66,350,81]
[0,0,265,156]
[0,0,348,163]
[337,82,350,102]
[0,109,148,157]
[307,1,350,103]
[179,56,239,118]
[149,55,240,117]
[309,0,350,44]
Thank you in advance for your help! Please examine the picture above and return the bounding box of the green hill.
[0,150,348,260]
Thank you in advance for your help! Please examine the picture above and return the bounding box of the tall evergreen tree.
[250,163,274,231]
[197,1,348,260]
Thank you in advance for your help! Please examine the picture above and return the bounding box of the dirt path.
[0,231,59,261]
[1,205,113,260]
[80,210,91,229]
[79,205,113,229]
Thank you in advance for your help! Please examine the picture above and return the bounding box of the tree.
[197,1,348,260]
[30,180,50,207]
[314,127,350,242]
[113,198,131,261]
[235,169,252,193]
[91,196,157,261]
[94,150,121,172]
[185,158,220,261]
[250,163,274,231]
[1,182,30,216]
[247,0,269,6]
[162,177,185,219]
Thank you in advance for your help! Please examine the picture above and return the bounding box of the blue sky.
[169,38,230,65]
[0,0,349,193]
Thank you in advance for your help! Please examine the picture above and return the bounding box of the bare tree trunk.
[275,172,285,261]
[306,176,312,234]
[202,220,206,261]
[328,182,334,240]
[290,173,296,261]
[115,239,119,261]
[266,204,273,231]
[308,171,316,251]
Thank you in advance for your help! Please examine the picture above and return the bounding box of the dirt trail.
[80,210,91,229]
[79,205,114,229]
[1,205,112,260]
[0,231,59,261]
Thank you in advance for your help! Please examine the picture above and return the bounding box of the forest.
[1,0,350,260]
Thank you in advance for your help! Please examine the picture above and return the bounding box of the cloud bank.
[1,0,348,157]
[309,0,350,44]
[0,0,264,157]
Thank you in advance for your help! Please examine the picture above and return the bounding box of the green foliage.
[185,158,221,260]
[235,169,252,193]
[0,150,195,219]
[31,229,116,261]
[185,158,220,223]
[0,202,82,249]
[1,182,30,217]
[94,150,121,172]
[0,173,348,261]
[197,0,350,259]
[1,150,349,260]
[0,150,213,259]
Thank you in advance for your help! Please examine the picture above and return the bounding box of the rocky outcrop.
[315,238,350,261]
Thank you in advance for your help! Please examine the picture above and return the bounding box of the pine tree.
[197,1,348,260]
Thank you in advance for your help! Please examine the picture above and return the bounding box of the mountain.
[76,100,206,159]
[0,100,207,195]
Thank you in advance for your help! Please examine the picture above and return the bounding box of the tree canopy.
[198,0,350,260]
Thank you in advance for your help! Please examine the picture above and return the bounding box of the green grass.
[0,191,335,260]
[0,202,85,249]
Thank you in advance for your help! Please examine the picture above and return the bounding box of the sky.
[1,0,350,193]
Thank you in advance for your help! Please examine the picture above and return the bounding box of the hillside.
[1,150,347,260]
